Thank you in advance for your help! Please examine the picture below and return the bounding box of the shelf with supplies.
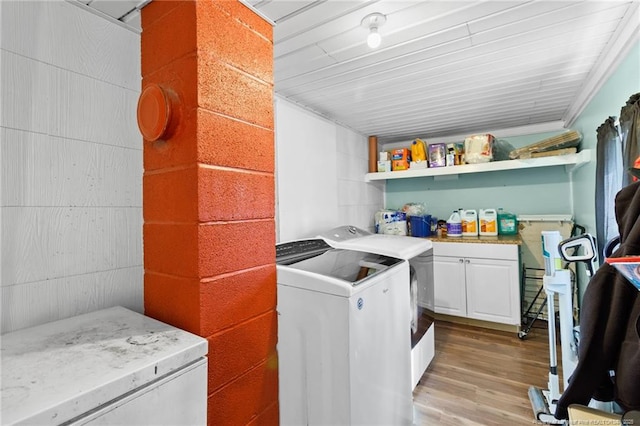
[365,149,592,182]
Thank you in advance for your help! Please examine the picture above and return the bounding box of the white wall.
[1,1,143,333]
[275,97,384,242]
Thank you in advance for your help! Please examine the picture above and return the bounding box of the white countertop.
[1,306,208,425]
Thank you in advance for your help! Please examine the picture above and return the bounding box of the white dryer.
[318,225,435,389]
[276,239,413,426]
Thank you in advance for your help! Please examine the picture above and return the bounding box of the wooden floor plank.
[413,320,554,425]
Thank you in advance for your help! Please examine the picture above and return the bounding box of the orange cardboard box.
[391,148,410,171]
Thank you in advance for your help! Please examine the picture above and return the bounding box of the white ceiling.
[75,0,640,144]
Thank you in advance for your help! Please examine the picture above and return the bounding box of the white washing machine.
[276,239,413,426]
[318,225,435,389]
[1,306,208,426]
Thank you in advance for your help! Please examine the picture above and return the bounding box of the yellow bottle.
[411,138,427,162]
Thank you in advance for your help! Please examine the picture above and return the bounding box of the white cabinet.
[433,242,520,325]
[465,257,520,324]
[433,256,467,316]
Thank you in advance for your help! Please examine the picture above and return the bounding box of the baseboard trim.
[434,313,520,333]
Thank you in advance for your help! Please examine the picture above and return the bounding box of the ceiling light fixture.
[361,12,386,49]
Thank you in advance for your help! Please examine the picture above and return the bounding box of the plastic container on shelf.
[446,210,462,237]
[461,209,478,236]
[464,134,494,164]
[479,209,498,236]
[497,208,518,235]
[410,215,431,237]
[411,139,427,162]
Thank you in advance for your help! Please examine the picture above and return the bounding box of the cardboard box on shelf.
[410,161,427,170]
[377,160,391,172]
[391,148,410,171]
[428,143,446,168]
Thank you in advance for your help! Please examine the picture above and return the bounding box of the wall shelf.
[365,149,592,182]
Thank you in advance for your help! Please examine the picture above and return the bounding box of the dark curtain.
[621,93,640,187]
[595,117,623,259]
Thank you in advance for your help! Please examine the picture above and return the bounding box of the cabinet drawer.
[433,241,518,260]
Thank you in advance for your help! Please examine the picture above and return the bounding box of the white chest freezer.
[1,306,208,425]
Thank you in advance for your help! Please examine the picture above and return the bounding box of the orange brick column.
[140,2,277,424]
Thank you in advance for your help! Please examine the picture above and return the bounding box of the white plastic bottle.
[447,210,462,237]
[461,209,478,236]
[479,208,498,236]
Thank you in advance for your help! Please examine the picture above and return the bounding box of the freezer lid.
[319,226,432,259]
[1,306,208,426]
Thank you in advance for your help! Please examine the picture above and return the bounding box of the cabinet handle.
[465,259,470,264]
[459,258,464,263]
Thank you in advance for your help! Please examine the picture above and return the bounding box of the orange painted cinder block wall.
[140,1,277,424]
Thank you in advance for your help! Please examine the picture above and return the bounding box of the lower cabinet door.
[465,258,520,325]
[433,256,466,317]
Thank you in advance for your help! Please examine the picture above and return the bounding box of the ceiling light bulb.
[361,12,386,49]
[367,27,381,48]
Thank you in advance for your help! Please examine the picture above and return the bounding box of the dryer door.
[410,264,418,334]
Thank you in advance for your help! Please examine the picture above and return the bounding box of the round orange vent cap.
[137,84,172,141]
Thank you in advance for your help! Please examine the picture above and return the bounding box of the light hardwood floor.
[413,321,553,425]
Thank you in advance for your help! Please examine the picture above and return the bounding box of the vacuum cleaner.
[558,233,598,277]
[528,231,597,424]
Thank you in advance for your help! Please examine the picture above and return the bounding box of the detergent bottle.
[479,208,498,236]
[461,209,478,236]
[446,210,462,237]
[497,208,518,235]
[411,138,427,162]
